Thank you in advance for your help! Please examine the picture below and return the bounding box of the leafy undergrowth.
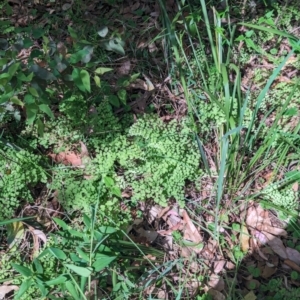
[1,0,300,299]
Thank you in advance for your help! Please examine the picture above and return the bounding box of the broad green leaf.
[24,94,35,104]
[14,278,33,299]
[65,264,92,277]
[65,281,80,300]
[8,62,20,77]
[32,28,45,39]
[68,26,78,39]
[98,26,108,37]
[104,38,125,55]
[28,86,39,97]
[98,226,117,234]
[70,253,82,263]
[130,73,140,82]
[117,89,127,104]
[94,75,101,87]
[11,263,33,277]
[10,96,24,106]
[111,186,121,197]
[82,214,91,229]
[23,37,33,48]
[104,176,114,187]
[0,72,10,80]
[53,217,69,230]
[17,72,34,82]
[30,64,56,81]
[36,281,47,296]
[0,58,7,66]
[45,275,67,286]
[107,95,120,107]
[25,103,38,124]
[33,258,44,274]
[48,247,67,260]
[94,67,113,75]
[39,104,54,118]
[81,46,93,63]
[69,48,90,64]
[0,38,8,50]
[68,229,84,238]
[80,70,90,92]
[92,255,116,271]
[36,118,45,136]
[72,68,85,92]
[76,247,89,262]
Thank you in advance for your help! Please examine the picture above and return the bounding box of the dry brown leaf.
[129,79,149,90]
[49,151,82,166]
[258,224,287,237]
[207,288,226,300]
[135,228,158,244]
[263,232,287,259]
[240,223,250,252]
[246,206,264,229]
[28,227,47,257]
[292,182,299,192]
[208,274,225,292]
[284,259,300,272]
[214,260,226,274]
[286,247,300,265]
[117,60,131,76]
[182,210,202,244]
[0,285,19,299]
[261,265,277,279]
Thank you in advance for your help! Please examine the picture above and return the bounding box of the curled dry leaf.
[182,210,202,244]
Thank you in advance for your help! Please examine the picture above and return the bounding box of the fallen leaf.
[207,288,226,300]
[240,223,250,252]
[182,210,202,244]
[261,265,277,279]
[283,259,300,273]
[135,228,158,243]
[258,224,287,237]
[207,274,225,291]
[0,285,19,299]
[286,247,300,266]
[263,232,287,259]
[49,151,82,166]
[214,260,226,274]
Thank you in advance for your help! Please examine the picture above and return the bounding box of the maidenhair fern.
[0,148,47,219]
